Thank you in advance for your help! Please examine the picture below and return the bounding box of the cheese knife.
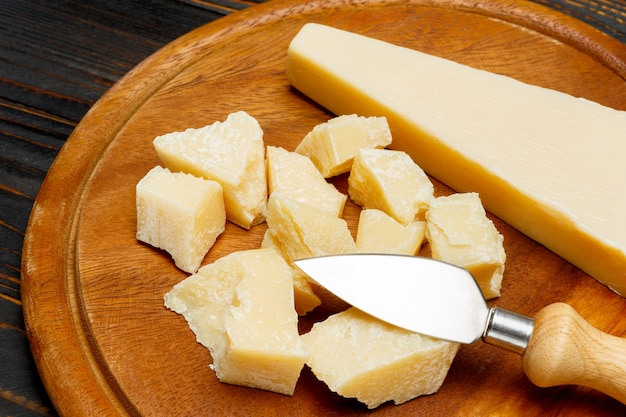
[294,253,626,404]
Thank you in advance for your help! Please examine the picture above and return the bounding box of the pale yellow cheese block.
[266,145,346,217]
[295,114,392,177]
[302,307,459,409]
[286,23,626,296]
[164,248,308,396]
[287,24,626,295]
[153,111,267,229]
[348,148,434,225]
[136,166,225,274]
[356,209,425,255]
[265,192,357,263]
[260,229,321,315]
[426,193,505,299]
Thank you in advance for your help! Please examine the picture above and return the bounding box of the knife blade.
[294,253,626,404]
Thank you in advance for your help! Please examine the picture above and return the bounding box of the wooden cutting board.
[22,0,626,416]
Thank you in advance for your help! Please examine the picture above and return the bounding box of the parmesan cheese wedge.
[426,193,505,299]
[356,209,425,255]
[348,148,434,225]
[164,248,308,396]
[153,111,267,229]
[266,145,346,217]
[136,166,225,273]
[295,114,392,177]
[302,307,459,409]
[286,23,626,296]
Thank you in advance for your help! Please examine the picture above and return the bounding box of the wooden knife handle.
[522,302,626,404]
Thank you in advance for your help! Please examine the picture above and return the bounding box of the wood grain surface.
[3,0,626,416]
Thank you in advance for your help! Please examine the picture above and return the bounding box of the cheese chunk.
[295,114,392,177]
[356,209,425,255]
[426,193,505,299]
[266,145,346,217]
[261,229,321,315]
[286,23,626,295]
[153,111,267,229]
[348,148,434,225]
[136,166,225,273]
[302,307,459,409]
[164,248,308,395]
[265,192,357,263]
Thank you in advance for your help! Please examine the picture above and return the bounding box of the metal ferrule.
[482,307,534,355]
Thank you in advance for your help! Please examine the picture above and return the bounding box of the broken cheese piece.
[348,148,434,225]
[356,209,425,255]
[426,193,505,299]
[153,111,267,229]
[261,229,321,315]
[286,23,626,296]
[303,307,459,409]
[164,248,308,395]
[266,145,346,217]
[136,166,225,274]
[265,192,357,263]
[295,114,392,177]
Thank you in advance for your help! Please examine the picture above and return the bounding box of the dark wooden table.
[1,1,624,416]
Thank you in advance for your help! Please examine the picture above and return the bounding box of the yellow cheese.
[153,111,266,229]
[260,229,321,315]
[286,23,626,296]
[348,148,434,225]
[295,114,392,177]
[136,166,225,273]
[356,209,425,255]
[302,307,459,409]
[426,193,505,299]
[266,145,346,217]
[265,192,357,263]
[164,248,308,395]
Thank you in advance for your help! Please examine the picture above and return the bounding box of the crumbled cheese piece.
[426,193,505,299]
[295,114,392,177]
[136,166,225,273]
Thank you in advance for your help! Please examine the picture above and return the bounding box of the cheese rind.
[348,148,434,225]
[302,307,459,409]
[295,114,392,177]
[136,166,225,273]
[266,145,346,217]
[153,111,267,229]
[426,193,505,299]
[164,248,308,395]
[286,23,626,296]
[356,209,425,255]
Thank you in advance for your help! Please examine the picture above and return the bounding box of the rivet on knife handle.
[521,302,626,404]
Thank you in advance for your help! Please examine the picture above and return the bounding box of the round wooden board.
[22,0,626,416]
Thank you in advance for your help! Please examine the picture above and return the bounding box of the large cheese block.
[348,148,434,225]
[136,166,225,273]
[286,23,626,296]
[266,145,346,217]
[295,114,392,177]
[426,193,505,299]
[302,307,459,409]
[164,248,308,395]
[153,111,267,229]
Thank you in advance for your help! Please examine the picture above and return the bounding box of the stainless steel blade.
[294,253,490,344]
